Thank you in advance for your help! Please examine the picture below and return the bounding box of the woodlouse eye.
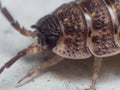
[47,36,58,44]
[48,36,57,41]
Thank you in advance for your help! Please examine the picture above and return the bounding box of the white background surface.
[0,0,120,90]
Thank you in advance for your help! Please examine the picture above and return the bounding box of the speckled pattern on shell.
[106,0,120,45]
[79,0,120,57]
[53,2,91,59]
[52,0,120,59]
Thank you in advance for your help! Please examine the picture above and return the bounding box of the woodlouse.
[0,0,120,89]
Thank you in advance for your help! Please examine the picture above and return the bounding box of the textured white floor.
[0,0,120,90]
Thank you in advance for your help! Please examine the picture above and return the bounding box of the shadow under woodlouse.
[17,52,120,87]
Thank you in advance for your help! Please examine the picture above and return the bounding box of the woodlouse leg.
[0,1,37,38]
[0,43,43,75]
[17,55,63,84]
[90,57,103,90]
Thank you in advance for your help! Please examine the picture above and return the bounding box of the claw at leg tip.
[17,75,28,84]
[17,79,23,84]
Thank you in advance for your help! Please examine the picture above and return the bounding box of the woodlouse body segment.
[105,0,120,46]
[53,2,91,59]
[53,0,120,58]
[80,0,120,57]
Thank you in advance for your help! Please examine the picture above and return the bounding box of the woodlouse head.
[31,14,61,49]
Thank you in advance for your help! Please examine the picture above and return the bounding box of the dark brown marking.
[92,36,100,44]
[88,30,92,37]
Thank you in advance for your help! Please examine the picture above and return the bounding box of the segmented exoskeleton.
[53,0,120,59]
[0,0,120,90]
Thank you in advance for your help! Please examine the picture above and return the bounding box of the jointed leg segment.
[0,43,43,74]
[18,55,63,83]
[0,1,37,37]
[0,41,63,84]
[90,57,103,90]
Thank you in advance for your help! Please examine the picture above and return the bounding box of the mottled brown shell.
[53,2,91,59]
[52,0,120,59]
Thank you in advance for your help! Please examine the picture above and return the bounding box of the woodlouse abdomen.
[52,0,120,59]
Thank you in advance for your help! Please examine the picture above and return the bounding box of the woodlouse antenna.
[0,1,37,38]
